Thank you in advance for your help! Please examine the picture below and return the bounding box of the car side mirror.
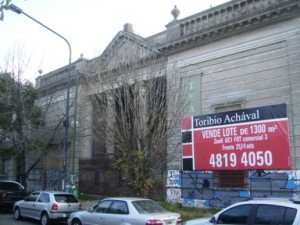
[209,216,216,224]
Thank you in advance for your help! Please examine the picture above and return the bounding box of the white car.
[68,197,182,225]
[184,198,300,225]
[13,191,81,225]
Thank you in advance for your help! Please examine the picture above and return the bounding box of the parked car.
[13,191,81,225]
[184,198,300,225]
[68,197,182,225]
[0,180,29,209]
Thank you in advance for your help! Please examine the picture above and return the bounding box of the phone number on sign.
[209,151,272,168]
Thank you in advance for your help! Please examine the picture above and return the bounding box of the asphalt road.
[0,208,66,225]
[0,200,98,225]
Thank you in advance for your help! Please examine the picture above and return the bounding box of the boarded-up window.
[214,170,248,188]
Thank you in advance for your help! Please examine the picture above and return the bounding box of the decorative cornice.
[36,58,88,96]
[159,0,300,54]
[38,76,76,96]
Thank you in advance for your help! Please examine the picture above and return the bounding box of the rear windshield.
[54,194,79,203]
[132,200,167,214]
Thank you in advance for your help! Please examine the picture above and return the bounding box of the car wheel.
[72,219,82,225]
[40,212,51,225]
[14,207,22,220]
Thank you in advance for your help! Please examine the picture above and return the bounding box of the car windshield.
[132,200,168,214]
[54,194,78,203]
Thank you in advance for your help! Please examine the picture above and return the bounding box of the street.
[0,209,66,225]
[0,200,96,225]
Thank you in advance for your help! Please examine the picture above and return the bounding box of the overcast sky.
[1,0,228,83]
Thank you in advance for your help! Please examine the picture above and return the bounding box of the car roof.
[231,198,300,209]
[32,191,75,195]
[0,180,22,184]
[0,180,17,182]
[103,197,150,201]
[0,180,25,188]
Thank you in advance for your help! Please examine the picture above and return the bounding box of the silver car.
[68,197,182,225]
[184,198,300,225]
[13,191,81,225]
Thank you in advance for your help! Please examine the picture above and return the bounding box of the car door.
[33,192,50,219]
[214,204,253,224]
[104,200,131,225]
[252,204,297,225]
[19,192,40,219]
[81,200,112,225]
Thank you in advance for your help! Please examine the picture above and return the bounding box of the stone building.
[22,0,300,207]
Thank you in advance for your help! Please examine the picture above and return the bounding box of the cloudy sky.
[1,0,227,82]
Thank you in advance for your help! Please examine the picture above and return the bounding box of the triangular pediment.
[96,31,160,71]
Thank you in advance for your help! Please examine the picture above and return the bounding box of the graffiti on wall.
[45,169,71,191]
[167,169,299,208]
[249,170,296,198]
[166,170,181,201]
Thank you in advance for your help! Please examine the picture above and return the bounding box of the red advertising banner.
[182,104,291,170]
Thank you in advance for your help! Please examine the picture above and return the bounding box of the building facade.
[19,0,300,207]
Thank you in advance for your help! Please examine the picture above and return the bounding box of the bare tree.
[81,41,185,197]
[0,0,11,21]
[0,45,45,186]
[0,45,72,190]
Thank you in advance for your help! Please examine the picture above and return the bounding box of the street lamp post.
[9,4,72,191]
[71,73,79,184]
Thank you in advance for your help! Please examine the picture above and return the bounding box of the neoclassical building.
[21,0,300,207]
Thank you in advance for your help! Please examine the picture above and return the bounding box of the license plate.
[165,219,174,225]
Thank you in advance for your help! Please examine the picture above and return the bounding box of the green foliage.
[158,201,219,222]
[113,148,155,197]
[21,81,44,127]
[0,73,15,129]
[0,73,44,160]
[78,194,102,201]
